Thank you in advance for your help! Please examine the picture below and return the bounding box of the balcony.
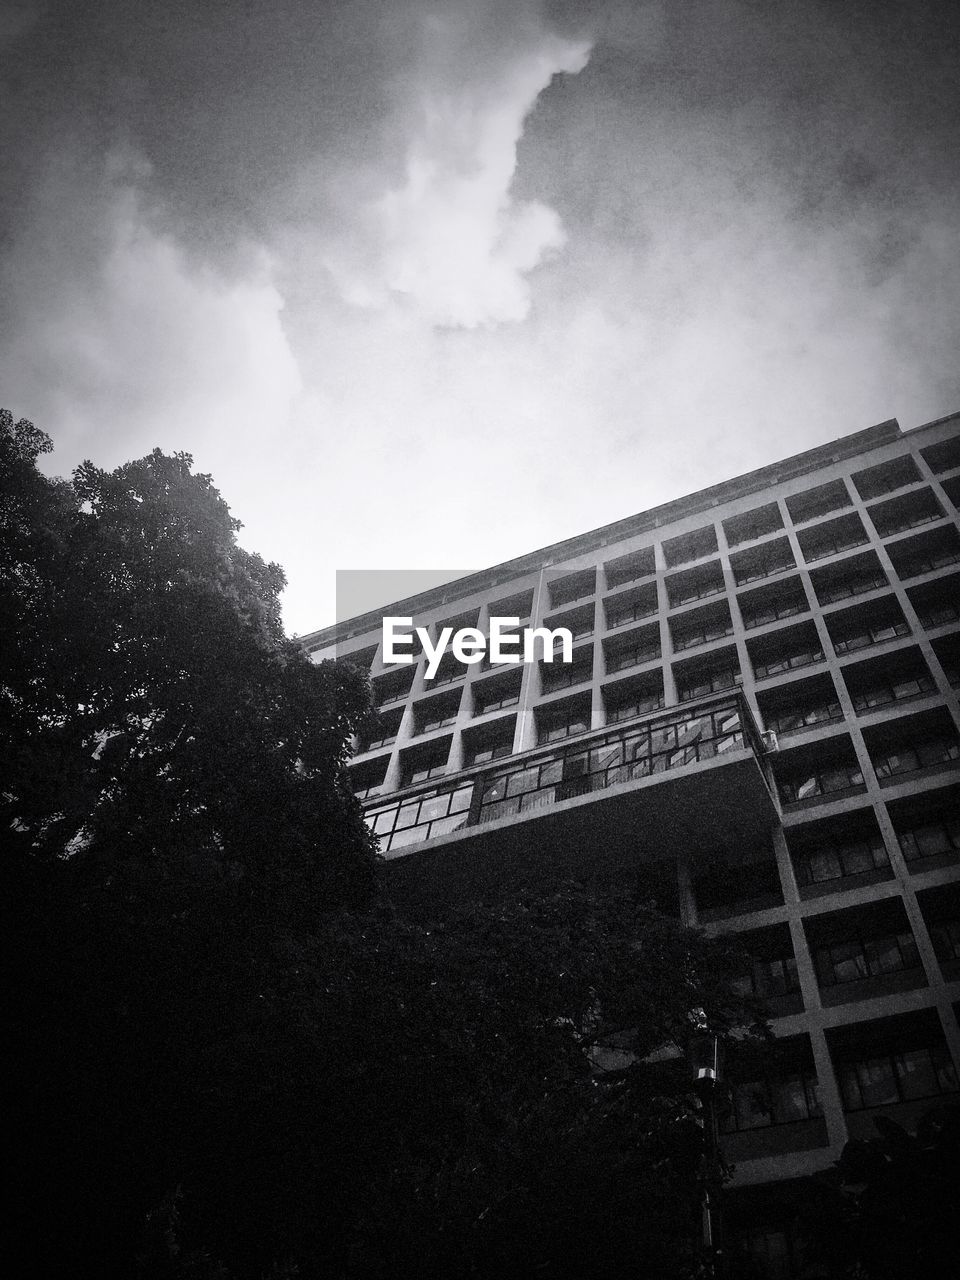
[371,692,779,897]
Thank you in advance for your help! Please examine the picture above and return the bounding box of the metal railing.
[365,691,766,855]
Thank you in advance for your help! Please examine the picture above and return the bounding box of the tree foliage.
[3,410,764,1280]
[785,1107,960,1280]
[1,408,376,916]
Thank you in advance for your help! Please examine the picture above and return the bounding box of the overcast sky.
[2,0,958,633]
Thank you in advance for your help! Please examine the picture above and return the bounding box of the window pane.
[895,1049,938,1101]
[934,1047,959,1092]
[448,785,473,813]
[427,812,470,838]
[856,1057,899,1107]
[771,1074,811,1124]
[839,1064,863,1110]
[810,849,841,881]
[418,793,450,823]
[506,767,539,797]
[734,1082,772,1130]
[372,810,395,835]
[394,801,420,830]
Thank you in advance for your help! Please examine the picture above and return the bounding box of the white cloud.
[319,29,591,327]
[1,154,301,468]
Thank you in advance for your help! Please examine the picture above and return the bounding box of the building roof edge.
[300,416,909,650]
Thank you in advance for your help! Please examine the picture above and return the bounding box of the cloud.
[3,0,960,637]
[0,150,301,465]
[317,22,591,326]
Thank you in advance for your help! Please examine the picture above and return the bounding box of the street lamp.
[689,1027,725,1278]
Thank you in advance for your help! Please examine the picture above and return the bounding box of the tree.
[1,408,376,914]
[3,410,764,1279]
[2,411,376,1276]
[789,1105,960,1280]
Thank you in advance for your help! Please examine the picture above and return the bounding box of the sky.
[2,0,959,635]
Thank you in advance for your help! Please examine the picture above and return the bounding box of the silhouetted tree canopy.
[3,410,763,1280]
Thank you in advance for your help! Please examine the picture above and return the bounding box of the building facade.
[303,412,960,1273]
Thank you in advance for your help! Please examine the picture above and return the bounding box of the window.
[400,742,451,787]
[475,687,520,715]
[786,479,852,525]
[607,594,658,629]
[872,736,959,780]
[667,563,726,607]
[544,605,594,642]
[739,587,808,630]
[474,671,522,715]
[353,779,382,799]
[605,547,655,589]
[548,568,596,609]
[921,435,960,475]
[339,644,377,673]
[930,919,960,964]
[933,636,960,688]
[797,514,868,563]
[350,758,389,799]
[722,1069,822,1132]
[812,554,889,604]
[722,502,784,547]
[851,454,922,501]
[793,833,888,887]
[778,762,864,804]
[818,571,889,604]
[898,814,960,861]
[464,739,513,767]
[677,664,742,701]
[838,1045,957,1110]
[663,523,718,567]
[895,545,960,577]
[731,955,800,1002]
[869,491,943,538]
[606,640,660,673]
[368,781,473,852]
[907,575,960,629]
[753,645,824,681]
[413,689,462,735]
[428,655,467,686]
[416,707,458,734]
[764,696,842,735]
[361,709,403,752]
[488,588,534,623]
[850,672,935,713]
[814,929,920,987]
[831,615,910,655]
[732,550,797,587]
[671,608,733,652]
[740,1229,795,1280]
[606,687,664,723]
[538,712,590,744]
[542,652,594,691]
[887,527,960,580]
[373,667,415,705]
[404,759,447,785]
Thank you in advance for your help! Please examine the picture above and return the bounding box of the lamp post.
[689,1028,725,1278]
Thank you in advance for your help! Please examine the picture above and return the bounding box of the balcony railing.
[365,692,767,855]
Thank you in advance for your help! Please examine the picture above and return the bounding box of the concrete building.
[303,412,960,1275]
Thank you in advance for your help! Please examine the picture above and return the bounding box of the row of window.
[357,531,959,695]
[777,734,959,806]
[369,584,956,729]
[722,1042,958,1135]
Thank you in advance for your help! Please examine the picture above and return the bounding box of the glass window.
[899,817,960,859]
[839,1045,958,1110]
[856,1057,900,1108]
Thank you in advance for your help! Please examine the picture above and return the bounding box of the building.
[302,412,960,1274]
